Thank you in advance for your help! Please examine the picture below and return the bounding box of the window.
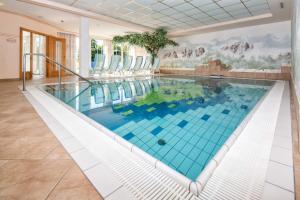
[113,44,121,55]
[113,43,131,66]
[91,39,104,62]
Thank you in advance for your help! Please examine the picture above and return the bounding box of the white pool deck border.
[23,79,294,199]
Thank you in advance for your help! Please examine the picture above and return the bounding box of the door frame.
[19,27,66,79]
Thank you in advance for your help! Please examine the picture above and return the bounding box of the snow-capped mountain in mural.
[160,21,291,70]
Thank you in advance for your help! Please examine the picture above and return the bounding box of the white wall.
[0,11,60,79]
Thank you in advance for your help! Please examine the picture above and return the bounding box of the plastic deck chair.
[108,55,121,74]
[151,57,160,74]
[142,56,151,71]
[133,56,143,72]
[93,54,106,74]
[122,55,133,74]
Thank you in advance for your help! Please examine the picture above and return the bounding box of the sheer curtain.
[57,32,78,72]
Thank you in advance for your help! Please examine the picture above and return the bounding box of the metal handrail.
[22,53,93,91]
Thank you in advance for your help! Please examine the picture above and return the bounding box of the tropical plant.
[113,28,178,64]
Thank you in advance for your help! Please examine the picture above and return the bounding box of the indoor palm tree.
[113,28,178,64]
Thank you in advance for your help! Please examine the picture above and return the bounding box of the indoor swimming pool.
[42,76,274,181]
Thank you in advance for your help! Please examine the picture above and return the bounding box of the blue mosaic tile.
[177,120,188,128]
[187,163,203,181]
[201,114,211,121]
[222,109,230,114]
[62,78,272,181]
[178,157,194,174]
[123,132,135,140]
[171,153,185,167]
[151,126,163,136]
[241,105,248,109]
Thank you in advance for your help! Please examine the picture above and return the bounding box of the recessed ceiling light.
[60,20,64,23]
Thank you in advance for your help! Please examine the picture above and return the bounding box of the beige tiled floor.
[0,80,103,200]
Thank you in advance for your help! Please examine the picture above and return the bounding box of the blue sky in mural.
[160,21,291,70]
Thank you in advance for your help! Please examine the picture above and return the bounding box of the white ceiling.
[0,0,291,38]
[51,0,273,31]
[0,0,147,38]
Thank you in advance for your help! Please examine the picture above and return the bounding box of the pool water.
[43,76,273,181]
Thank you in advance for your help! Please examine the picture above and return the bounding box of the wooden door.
[46,36,66,77]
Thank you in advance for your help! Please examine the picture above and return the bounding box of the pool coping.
[25,76,277,196]
[24,84,197,200]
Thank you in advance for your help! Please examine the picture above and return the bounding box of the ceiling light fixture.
[0,2,4,6]
[60,20,64,23]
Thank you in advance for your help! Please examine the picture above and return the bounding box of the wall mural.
[159,21,291,70]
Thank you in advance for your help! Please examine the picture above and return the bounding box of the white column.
[79,17,90,77]
[103,39,113,68]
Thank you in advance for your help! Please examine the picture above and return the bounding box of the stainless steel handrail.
[22,53,93,91]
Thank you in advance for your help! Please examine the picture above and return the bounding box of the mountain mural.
[159,21,291,70]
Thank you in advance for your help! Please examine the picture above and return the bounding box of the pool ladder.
[22,53,93,91]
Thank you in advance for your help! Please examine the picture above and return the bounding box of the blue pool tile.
[123,132,135,140]
[186,162,203,181]
[181,143,193,155]
[241,105,248,109]
[174,140,187,150]
[163,148,179,162]
[188,147,201,160]
[201,114,211,121]
[177,120,188,128]
[196,151,210,166]
[222,109,230,114]
[178,157,194,174]
[151,126,163,136]
[171,153,186,167]
[203,141,216,153]
[197,138,209,149]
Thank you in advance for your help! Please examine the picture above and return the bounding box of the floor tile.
[71,148,101,170]
[270,146,293,166]
[105,186,135,200]
[84,164,122,198]
[262,183,294,200]
[0,159,73,200]
[266,161,294,192]
[61,137,84,153]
